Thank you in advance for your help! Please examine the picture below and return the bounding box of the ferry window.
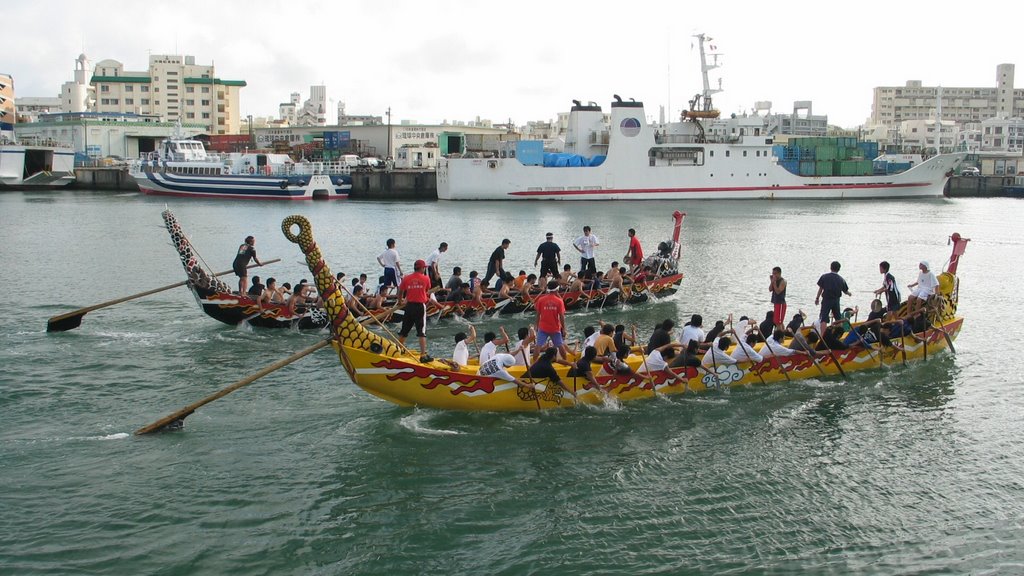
[726,151,731,157]
[743,151,747,157]
[710,151,714,157]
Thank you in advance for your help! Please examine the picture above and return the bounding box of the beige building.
[870,64,1022,126]
[91,54,245,135]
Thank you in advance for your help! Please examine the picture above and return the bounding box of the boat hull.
[0,144,76,190]
[438,151,967,200]
[341,317,963,411]
[192,285,329,330]
[134,168,350,200]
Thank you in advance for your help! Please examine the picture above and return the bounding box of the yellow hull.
[335,318,963,411]
[282,214,968,413]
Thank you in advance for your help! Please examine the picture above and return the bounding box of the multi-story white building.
[980,116,1024,153]
[91,54,245,135]
[870,64,1022,126]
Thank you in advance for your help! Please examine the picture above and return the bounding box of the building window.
[141,85,149,92]
[186,86,194,93]
[125,85,133,93]
[218,117,225,125]
[125,98,134,105]
[202,112,210,119]
[167,71,178,75]
[100,85,109,93]
[186,112,195,118]
[202,87,210,93]
[201,100,210,106]
[186,99,194,105]
[141,98,150,105]
[168,98,178,103]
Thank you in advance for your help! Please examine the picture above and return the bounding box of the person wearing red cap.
[398,259,433,362]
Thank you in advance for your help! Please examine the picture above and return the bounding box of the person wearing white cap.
[906,261,939,316]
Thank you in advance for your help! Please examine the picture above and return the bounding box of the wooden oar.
[46,259,280,332]
[801,315,847,380]
[134,338,332,435]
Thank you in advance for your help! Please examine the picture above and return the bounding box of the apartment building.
[870,64,1022,126]
[91,54,245,134]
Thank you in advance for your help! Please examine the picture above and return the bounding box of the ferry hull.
[137,170,350,200]
[438,152,967,201]
[0,145,76,190]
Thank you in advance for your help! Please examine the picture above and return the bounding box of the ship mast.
[694,33,722,103]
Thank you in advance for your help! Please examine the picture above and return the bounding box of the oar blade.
[46,312,85,332]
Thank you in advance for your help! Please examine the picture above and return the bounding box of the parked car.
[961,167,980,176]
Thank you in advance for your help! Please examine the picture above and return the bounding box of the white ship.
[437,35,965,201]
[0,136,76,190]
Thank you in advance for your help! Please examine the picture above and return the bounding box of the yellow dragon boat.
[282,215,969,411]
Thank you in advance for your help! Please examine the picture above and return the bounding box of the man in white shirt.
[511,326,535,367]
[424,242,448,289]
[450,326,476,368]
[906,260,939,316]
[478,353,540,390]
[376,238,402,297]
[759,329,800,357]
[573,225,600,278]
[702,337,738,366]
[479,328,510,366]
[639,342,688,387]
[678,314,706,349]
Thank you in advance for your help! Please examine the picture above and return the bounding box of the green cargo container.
[815,160,834,176]
[800,161,816,176]
[859,160,873,175]
[817,146,837,161]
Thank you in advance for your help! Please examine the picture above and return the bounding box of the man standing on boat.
[874,261,901,312]
[376,238,402,297]
[624,229,644,275]
[233,235,263,295]
[534,232,561,279]
[535,280,570,360]
[397,259,432,363]
[574,226,600,277]
[425,242,448,289]
[769,266,787,330]
[815,261,851,334]
[483,239,511,290]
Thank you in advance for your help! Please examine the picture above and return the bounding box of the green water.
[2,191,1022,575]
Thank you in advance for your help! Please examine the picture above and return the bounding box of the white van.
[340,154,360,169]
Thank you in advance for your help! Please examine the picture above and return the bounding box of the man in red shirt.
[398,259,433,362]
[625,228,644,275]
[534,280,569,360]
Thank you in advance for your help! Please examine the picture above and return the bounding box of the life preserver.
[248,166,256,174]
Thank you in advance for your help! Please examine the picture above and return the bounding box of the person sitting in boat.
[479,328,510,366]
[759,328,804,358]
[496,272,515,300]
[788,329,821,357]
[592,324,618,364]
[445,266,463,293]
[477,352,539,391]
[604,263,625,292]
[247,275,265,298]
[757,311,776,343]
[703,320,727,347]
[525,348,573,388]
[678,314,706,352]
[511,326,535,367]
[645,319,675,354]
[258,277,279,309]
[558,264,576,289]
[613,324,635,355]
[446,282,472,304]
[567,346,601,390]
[288,279,312,314]
[444,326,476,370]
[513,270,529,291]
[729,318,764,365]
[702,336,737,367]
[905,261,939,316]
[472,278,492,308]
[277,282,292,305]
[815,324,850,351]
[639,341,688,387]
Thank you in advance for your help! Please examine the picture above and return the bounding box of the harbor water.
[2,190,1023,575]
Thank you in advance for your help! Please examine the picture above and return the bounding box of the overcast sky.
[6,0,1019,128]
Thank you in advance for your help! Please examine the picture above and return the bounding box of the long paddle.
[800,314,847,380]
[134,338,332,435]
[47,259,280,332]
